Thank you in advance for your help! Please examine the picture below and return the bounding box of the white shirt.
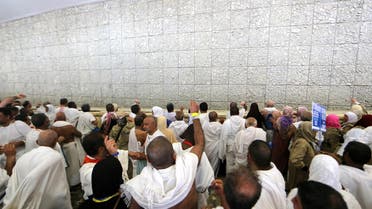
[202,121,222,173]
[168,121,188,142]
[219,115,245,160]
[4,146,72,209]
[239,108,246,118]
[25,129,66,166]
[76,112,96,136]
[172,142,215,193]
[144,129,165,154]
[164,112,176,122]
[264,107,278,113]
[80,161,95,200]
[339,165,372,209]
[56,107,80,126]
[234,127,266,167]
[128,128,143,153]
[199,113,209,127]
[0,121,31,168]
[254,163,286,209]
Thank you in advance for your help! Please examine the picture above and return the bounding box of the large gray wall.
[1,0,371,109]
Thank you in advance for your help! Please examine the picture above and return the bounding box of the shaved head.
[37,130,58,148]
[55,112,66,121]
[146,136,175,169]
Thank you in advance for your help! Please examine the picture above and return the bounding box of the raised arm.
[189,100,204,161]
[4,143,16,176]
[0,93,26,107]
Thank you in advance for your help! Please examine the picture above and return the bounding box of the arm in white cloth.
[174,143,215,193]
[4,147,72,209]
[117,149,129,182]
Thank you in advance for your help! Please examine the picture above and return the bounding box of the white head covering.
[125,151,198,209]
[344,111,358,124]
[309,154,342,191]
[152,106,163,118]
[337,128,368,156]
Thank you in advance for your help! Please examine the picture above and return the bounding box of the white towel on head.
[125,151,198,209]
[152,106,163,118]
[345,111,358,124]
[337,128,368,156]
[309,154,342,190]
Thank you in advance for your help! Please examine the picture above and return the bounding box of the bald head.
[37,130,58,148]
[146,136,175,169]
[265,100,275,107]
[55,112,66,121]
[143,116,157,135]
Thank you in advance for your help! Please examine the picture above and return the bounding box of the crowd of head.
[0,93,371,209]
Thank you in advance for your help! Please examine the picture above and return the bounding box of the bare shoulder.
[170,183,198,209]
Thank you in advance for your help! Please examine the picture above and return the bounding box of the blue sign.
[312,102,326,132]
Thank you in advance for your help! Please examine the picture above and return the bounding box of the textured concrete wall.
[0,0,371,109]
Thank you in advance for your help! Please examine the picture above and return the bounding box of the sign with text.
[312,102,326,132]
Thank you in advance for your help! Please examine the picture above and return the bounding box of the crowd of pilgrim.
[0,93,371,209]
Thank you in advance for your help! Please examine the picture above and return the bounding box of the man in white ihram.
[219,104,245,173]
[125,101,206,209]
[234,117,266,168]
[3,130,72,209]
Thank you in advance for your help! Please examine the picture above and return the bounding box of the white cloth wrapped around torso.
[3,146,72,209]
[125,151,199,209]
[254,163,286,209]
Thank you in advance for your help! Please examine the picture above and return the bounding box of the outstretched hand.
[104,136,118,155]
[16,93,26,99]
[4,144,16,157]
[189,100,199,113]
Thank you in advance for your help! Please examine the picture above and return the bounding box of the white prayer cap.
[309,154,342,191]
[344,111,358,124]
[337,128,368,156]
[46,104,55,113]
[152,106,163,117]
